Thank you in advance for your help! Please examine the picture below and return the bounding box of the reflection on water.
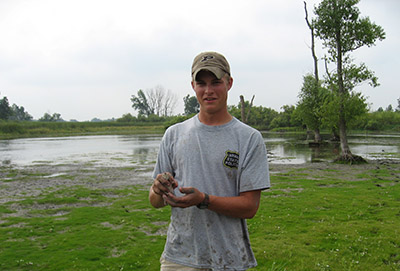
[0,135,161,167]
[264,132,400,164]
[1,133,399,166]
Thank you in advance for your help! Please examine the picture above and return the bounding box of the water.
[264,132,400,164]
[0,135,161,167]
[1,133,399,167]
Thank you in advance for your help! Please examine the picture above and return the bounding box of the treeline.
[117,98,400,132]
[230,99,400,132]
[1,94,399,140]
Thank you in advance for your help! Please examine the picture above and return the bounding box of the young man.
[149,52,270,270]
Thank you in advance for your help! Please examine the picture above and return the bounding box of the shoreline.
[1,159,399,206]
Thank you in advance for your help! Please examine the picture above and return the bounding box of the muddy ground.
[1,159,400,207]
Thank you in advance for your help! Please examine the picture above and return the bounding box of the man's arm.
[163,187,262,219]
[208,190,261,219]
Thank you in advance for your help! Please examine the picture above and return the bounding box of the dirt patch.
[0,163,154,204]
[1,159,399,215]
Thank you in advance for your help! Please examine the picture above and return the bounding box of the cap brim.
[192,67,225,81]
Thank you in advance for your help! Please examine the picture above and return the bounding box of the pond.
[1,133,399,167]
[263,132,400,164]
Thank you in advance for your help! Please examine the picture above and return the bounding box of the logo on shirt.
[223,151,239,169]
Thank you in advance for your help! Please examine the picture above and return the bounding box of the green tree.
[270,105,299,129]
[131,89,153,117]
[313,0,385,162]
[39,112,63,122]
[296,75,329,142]
[321,91,368,132]
[366,110,400,131]
[183,95,199,115]
[9,104,33,121]
[131,86,177,117]
[117,113,137,123]
[229,104,279,130]
[0,96,12,120]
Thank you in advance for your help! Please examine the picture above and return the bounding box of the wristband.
[196,193,210,209]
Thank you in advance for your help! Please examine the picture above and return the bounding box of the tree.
[397,98,400,112]
[239,95,255,124]
[302,2,325,142]
[131,89,153,117]
[0,96,12,120]
[39,112,63,122]
[270,105,300,129]
[386,104,393,112]
[228,104,278,130]
[183,95,199,115]
[9,104,33,121]
[117,113,137,123]
[296,75,329,142]
[304,1,319,83]
[321,91,368,132]
[313,0,385,163]
[131,86,177,117]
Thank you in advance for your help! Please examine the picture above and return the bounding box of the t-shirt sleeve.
[239,131,270,192]
[152,129,174,179]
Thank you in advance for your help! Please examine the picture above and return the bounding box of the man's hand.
[165,189,262,219]
[163,187,205,208]
[149,172,178,208]
[151,172,178,196]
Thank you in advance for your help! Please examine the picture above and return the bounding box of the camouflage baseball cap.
[191,52,231,81]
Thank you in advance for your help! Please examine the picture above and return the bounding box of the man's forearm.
[207,190,261,219]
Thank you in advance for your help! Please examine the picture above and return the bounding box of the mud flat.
[1,159,400,270]
[1,159,399,206]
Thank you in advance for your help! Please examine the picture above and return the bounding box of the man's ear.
[227,77,233,91]
[191,80,195,90]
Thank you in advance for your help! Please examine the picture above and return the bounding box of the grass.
[0,121,166,140]
[1,162,400,270]
[249,165,400,270]
[0,185,169,270]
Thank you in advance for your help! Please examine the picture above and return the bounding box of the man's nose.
[204,84,213,94]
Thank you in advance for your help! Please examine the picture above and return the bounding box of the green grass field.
[0,121,166,139]
[1,161,399,270]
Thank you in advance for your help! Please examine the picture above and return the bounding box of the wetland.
[1,132,400,270]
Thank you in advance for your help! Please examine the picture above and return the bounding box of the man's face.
[191,70,233,115]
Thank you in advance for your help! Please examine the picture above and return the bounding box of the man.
[149,51,270,270]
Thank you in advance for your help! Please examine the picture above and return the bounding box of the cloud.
[0,0,398,120]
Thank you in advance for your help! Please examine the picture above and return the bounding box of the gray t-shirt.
[153,115,270,270]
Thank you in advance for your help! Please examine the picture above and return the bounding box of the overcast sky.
[0,0,398,121]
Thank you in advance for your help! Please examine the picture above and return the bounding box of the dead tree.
[239,95,255,124]
[304,1,322,143]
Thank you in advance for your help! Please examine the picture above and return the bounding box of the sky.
[0,0,398,121]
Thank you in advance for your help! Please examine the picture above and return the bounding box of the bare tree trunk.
[305,1,322,143]
[240,95,255,124]
[314,128,322,142]
[336,29,353,159]
[335,29,364,163]
[240,95,246,123]
[304,1,319,82]
[246,95,255,122]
